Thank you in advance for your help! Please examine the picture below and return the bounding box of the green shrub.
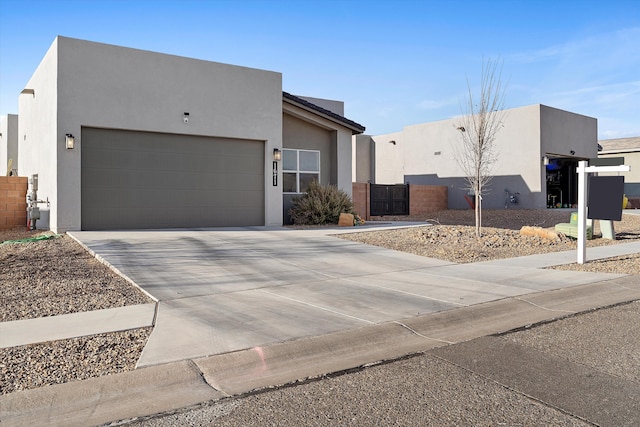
[289,181,357,225]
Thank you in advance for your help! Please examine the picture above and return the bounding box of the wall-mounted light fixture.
[543,155,550,166]
[389,140,396,145]
[570,150,576,156]
[272,149,281,186]
[457,126,466,132]
[65,133,75,149]
[183,112,190,123]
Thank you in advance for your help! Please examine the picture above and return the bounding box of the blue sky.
[1,0,638,139]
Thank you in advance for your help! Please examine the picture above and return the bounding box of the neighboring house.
[13,36,363,232]
[0,114,18,175]
[354,104,598,210]
[598,137,640,206]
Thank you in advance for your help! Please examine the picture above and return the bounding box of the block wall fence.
[352,183,448,219]
[409,184,448,215]
[0,176,27,230]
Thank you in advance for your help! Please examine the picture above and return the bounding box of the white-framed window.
[283,149,320,193]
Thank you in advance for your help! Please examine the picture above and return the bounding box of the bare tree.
[455,58,508,237]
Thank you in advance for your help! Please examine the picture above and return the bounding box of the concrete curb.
[2,279,638,426]
[0,360,223,427]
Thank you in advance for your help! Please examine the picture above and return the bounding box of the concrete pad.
[70,230,452,302]
[138,289,369,367]
[261,279,459,323]
[0,360,223,427]
[194,322,439,396]
[347,269,535,306]
[68,229,640,372]
[0,303,156,348]
[431,336,640,427]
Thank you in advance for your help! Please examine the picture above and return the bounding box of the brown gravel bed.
[0,327,152,394]
[1,229,154,395]
[339,209,640,273]
[1,231,153,322]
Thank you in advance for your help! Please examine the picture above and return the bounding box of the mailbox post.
[576,161,630,264]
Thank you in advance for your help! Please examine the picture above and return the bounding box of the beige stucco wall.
[599,152,640,197]
[1,114,19,175]
[19,36,283,232]
[352,135,374,183]
[18,39,59,228]
[364,104,597,209]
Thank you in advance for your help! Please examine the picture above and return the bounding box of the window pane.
[283,172,298,193]
[299,151,319,171]
[300,173,319,193]
[283,150,297,171]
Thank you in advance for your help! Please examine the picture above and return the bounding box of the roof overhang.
[282,92,365,135]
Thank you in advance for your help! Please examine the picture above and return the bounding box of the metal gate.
[370,184,409,216]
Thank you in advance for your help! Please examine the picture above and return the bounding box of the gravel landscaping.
[0,328,151,395]
[1,232,153,322]
[339,209,640,274]
[1,231,153,394]
[1,209,638,395]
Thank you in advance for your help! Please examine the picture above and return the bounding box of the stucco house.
[598,136,640,207]
[11,36,364,232]
[354,104,598,210]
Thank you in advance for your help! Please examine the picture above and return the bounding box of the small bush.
[289,181,357,225]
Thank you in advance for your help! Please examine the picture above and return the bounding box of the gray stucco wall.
[540,105,597,159]
[283,113,334,186]
[281,101,353,197]
[19,36,283,232]
[282,112,334,225]
[1,114,19,175]
[281,107,355,224]
[297,96,344,116]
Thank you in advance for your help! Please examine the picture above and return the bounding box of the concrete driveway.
[69,225,625,367]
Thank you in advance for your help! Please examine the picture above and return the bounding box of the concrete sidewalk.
[1,225,639,426]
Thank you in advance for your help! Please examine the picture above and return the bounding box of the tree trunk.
[475,191,481,237]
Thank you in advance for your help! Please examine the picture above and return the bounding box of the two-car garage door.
[81,127,264,230]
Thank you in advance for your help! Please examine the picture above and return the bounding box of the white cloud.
[416,95,459,111]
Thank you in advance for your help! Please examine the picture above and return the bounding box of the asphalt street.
[124,300,639,427]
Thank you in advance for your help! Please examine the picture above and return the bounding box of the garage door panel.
[82,128,265,230]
